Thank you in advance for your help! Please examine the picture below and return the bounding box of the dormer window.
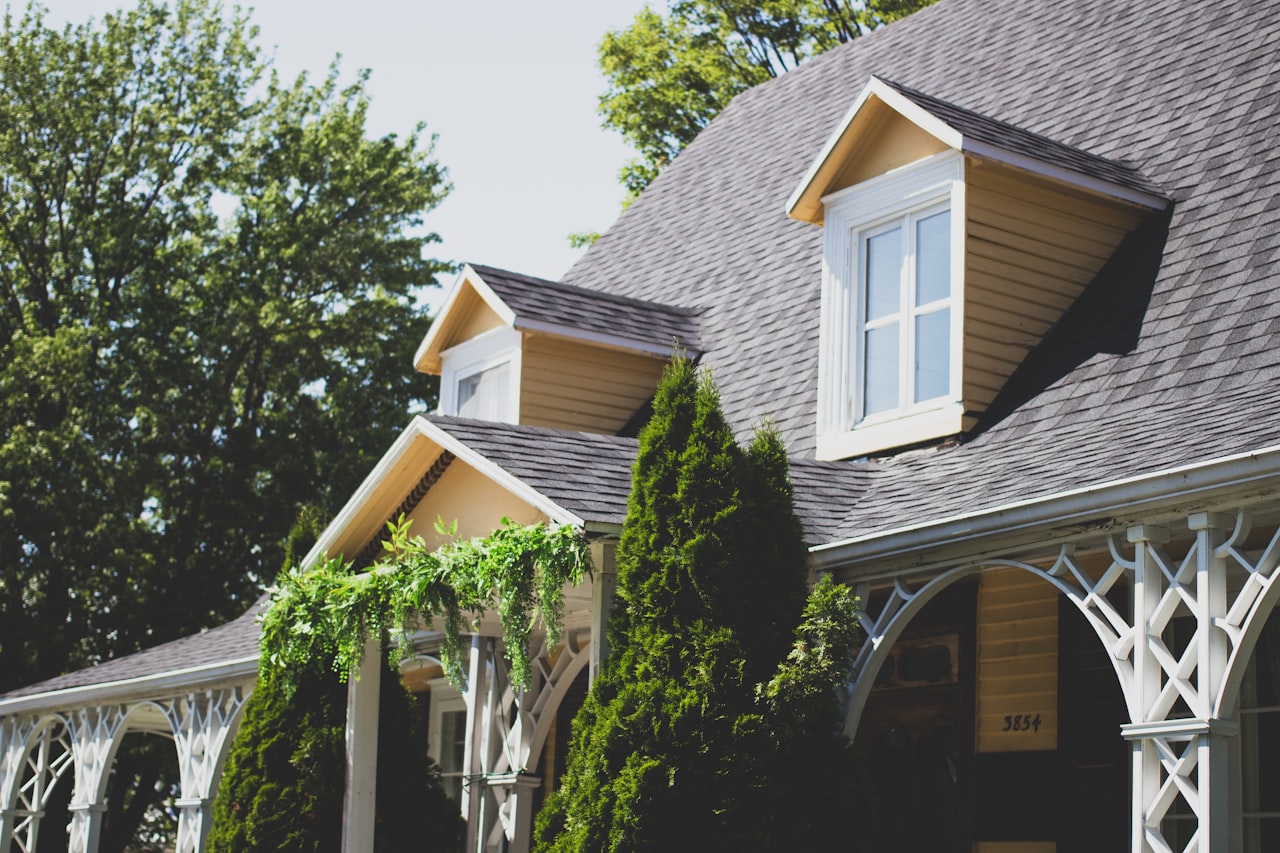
[439,326,520,423]
[819,152,965,460]
[790,77,1165,460]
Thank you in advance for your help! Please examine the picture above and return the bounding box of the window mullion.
[901,212,915,409]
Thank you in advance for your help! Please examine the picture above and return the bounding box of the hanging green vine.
[258,517,592,690]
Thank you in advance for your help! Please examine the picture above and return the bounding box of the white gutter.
[0,655,259,716]
[811,444,1280,571]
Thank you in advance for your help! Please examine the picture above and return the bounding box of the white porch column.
[465,636,500,853]
[66,706,125,853]
[483,773,541,853]
[167,687,250,853]
[1121,516,1240,851]
[342,639,382,853]
[589,542,617,684]
[1189,511,1236,850]
[1128,523,1169,852]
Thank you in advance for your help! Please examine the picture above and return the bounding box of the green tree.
[0,0,449,696]
[208,657,465,853]
[535,359,864,851]
[599,0,935,196]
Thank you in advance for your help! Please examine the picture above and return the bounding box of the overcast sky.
[46,0,650,290]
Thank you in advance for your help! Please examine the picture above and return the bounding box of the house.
[3,0,1280,849]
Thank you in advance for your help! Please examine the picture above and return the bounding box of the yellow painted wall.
[962,160,1145,414]
[830,104,949,195]
[406,460,546,550]
[451,288,507,346]
[520,334,667,433]
[975,568,1058,753]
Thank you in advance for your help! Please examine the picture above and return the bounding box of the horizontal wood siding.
[962,160,1144,416]
[519,334,667,433]
[975,568,1058,753]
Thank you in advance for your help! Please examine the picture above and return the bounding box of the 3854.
[1001,713,1043,733]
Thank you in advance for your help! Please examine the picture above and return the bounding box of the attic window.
[818,151,965,460]
[439,326,520,424]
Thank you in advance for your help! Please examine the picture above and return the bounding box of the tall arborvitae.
[536,358,863,851]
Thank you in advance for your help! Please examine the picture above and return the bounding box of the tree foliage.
[599,0,936,195]
[208,657,465,853]
[535,358,864,851]
[0,0,450,694]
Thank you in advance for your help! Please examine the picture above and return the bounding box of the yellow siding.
[407,461,546,549]
[962,160,1145,417]
[975,568,1058,753]
[451,288,506,344]
[519,334,667,434]
[830,104,949,194]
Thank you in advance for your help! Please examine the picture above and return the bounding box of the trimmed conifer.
[536,358,863,852]
[208,656,464,852]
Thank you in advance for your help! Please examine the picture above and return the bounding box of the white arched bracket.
[163,686,251,853]
[465,631,589,853]
[0,716,40,844]
[2,717,73,853]
[65,705,127,853]
[842,545,1138,739]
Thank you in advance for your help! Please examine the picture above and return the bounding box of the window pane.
[456,362,510,420]
[914,309,950,403]
[866,227,902,322]
[916,211,951,306]
[863,324,899,416]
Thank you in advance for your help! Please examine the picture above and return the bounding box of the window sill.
[817,401,965,461]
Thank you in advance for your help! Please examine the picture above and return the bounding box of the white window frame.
[438,326,521,423]
[817,150,966,461]
[427,676,468,805]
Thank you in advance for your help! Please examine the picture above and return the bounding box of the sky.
[46,0,651,288]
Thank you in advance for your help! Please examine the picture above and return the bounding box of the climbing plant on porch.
[258,518,592,690]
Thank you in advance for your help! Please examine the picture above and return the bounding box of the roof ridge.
[470,261,703,317]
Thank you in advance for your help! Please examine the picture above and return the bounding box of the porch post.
[1189,511,1236,850]
[1128,523,1168,852]
[589,542,617,684]
[341,638,382,853]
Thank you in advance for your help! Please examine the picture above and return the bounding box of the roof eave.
[810,444,1280,573]
[413,264,518,374]
[0,655,259,716]
[787,76,1166,223]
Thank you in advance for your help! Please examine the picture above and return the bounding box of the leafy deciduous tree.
[598,0,935,196]
[535,358,864,851]
[0,0,449,695]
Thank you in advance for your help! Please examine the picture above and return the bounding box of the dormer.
[415,264,700,434]
[788,77,1168,461]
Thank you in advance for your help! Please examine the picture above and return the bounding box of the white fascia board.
[0,655,259,716]
[302,418,433,567]
[960,139,1168,210]
[413,416,586,529]
[303,415,588,569]
[810,444,1280,572]
[413,264,518,371]
[786,77,960,218]
[512,317,681,358]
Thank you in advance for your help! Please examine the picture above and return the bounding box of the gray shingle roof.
[559,0,1280,539]
[471,263,703,353]
[427,414,637,526]
[426,416,873,544]
[1,598,264,700]
[876,77,1166,200]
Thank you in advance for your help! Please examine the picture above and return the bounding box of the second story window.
[439,326,521,424]
[817,151,964,460]
[859,205,953,421]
